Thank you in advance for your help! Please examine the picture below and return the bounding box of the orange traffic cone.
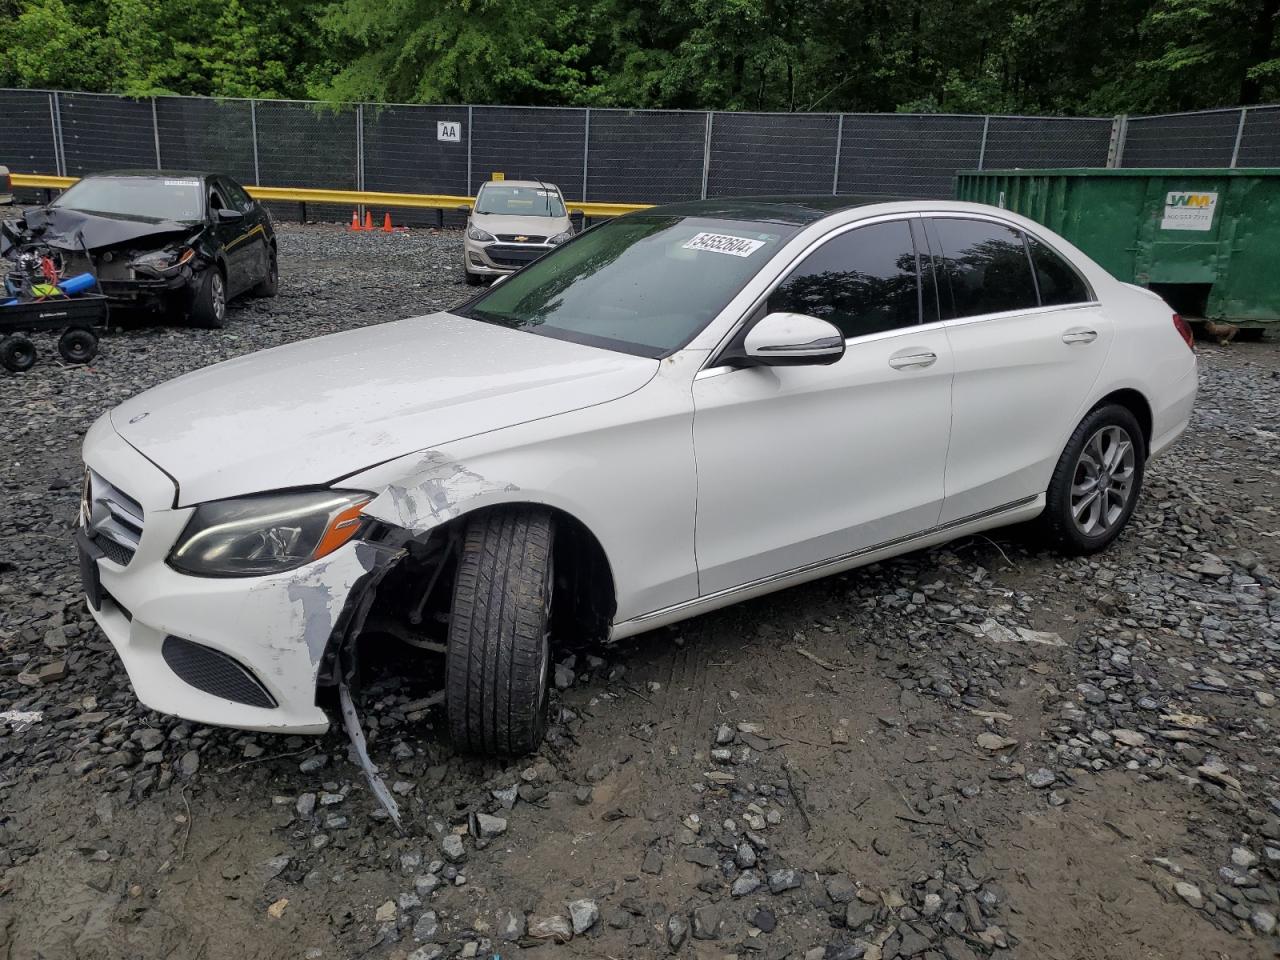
[382,212,393,233]
[364,211,374,231]
[349,210,361,231]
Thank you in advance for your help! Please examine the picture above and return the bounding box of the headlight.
[548,230,574,245]
[168,489,373,577]
[130,247,194,277]
[466,225,495,243]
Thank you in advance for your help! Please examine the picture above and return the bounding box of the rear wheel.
[0,335,36,372]
[58,327,98,364]
[1041,404,1146,554]
[188,266,226,329]
[251,247,278,297]
[446,508,555,755]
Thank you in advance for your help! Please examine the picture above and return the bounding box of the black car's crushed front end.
[2,205,211,312]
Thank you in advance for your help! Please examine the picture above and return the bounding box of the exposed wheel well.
[327,503,618,689]
[1093,388,1152,451]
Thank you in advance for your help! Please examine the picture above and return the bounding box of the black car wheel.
[252,248,279,298]
[189,266,227,329]
[57,327,99,364]
[1040,403,1146,555]
[0,335,36,372]
[464,268,484,287]
[446,507,556,755]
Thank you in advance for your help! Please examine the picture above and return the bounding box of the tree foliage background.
[1,0,1277,113]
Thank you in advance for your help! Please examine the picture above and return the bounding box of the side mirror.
[216,207,244,223]
[740,312,845,366]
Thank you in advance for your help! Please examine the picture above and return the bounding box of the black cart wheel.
[446,507,555,755]
[58,327,99,364]
[0,335,36,372]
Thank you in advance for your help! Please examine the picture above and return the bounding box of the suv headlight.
[168,489,372,577]
[548,230,574,245]
[466,225,496,243]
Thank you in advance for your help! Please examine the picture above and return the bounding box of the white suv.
[78,198,1197,754]
[462,180,573,285]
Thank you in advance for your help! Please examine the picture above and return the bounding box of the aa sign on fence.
[437,121,461,143]
[1161,191,1218,231]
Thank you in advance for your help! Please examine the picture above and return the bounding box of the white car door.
[692,217,954,595]
[925,216,1114,524]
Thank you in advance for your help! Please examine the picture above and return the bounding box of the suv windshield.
[475,184,567,217]
[459,215,797,357]
[52,176,203,222]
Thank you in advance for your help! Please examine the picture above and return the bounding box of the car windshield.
[475,184,566,217]
[459,215,797,357]
[52,176,203,222]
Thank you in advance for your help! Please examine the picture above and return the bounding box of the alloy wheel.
[1070,425,1136,537]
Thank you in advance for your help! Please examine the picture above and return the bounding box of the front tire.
[446,508,555,755]
[464,268,484,287]
[1041,404,1146,554]
[188,266,227,329]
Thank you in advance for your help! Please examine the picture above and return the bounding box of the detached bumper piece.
[161,636,278,709]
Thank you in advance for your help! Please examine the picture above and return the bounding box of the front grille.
[84,469,143,567]
[487,244,547,268]
[495,234,547,243]
[161,636,278,709]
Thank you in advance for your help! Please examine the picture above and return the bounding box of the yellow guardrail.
[10,173,651,218]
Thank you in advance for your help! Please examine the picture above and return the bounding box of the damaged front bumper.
[80,416,380,734]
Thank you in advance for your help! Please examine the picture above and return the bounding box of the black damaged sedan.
[5,170,277,327]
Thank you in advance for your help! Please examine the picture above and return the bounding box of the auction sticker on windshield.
[682,232,766,257]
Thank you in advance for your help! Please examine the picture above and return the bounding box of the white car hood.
[110,312,657,506]
[471,212,572,237]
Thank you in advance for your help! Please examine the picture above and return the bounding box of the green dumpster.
[954,168,1280,329]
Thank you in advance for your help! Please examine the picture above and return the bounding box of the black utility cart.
[0,294,108,372]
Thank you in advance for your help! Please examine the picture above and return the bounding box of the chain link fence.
[5,90,1280,214]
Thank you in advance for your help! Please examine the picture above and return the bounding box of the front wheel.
[1040,404,1146,554]
[446,508,555,755]
[188,266,227,329]
[464,268,483,287]
[0,335,36,372]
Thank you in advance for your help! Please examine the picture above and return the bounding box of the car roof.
[85,170,215,181]
[481,179,561,191]
[642,196,883,226]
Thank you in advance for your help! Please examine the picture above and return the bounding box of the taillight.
[1172,313,1195,351]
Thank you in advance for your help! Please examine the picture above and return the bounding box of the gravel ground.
[1,223,1278,960]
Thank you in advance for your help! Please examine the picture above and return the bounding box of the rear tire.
[0,335,36,372]
[251,248,278,297]
[1040,403,1146,555]
[58,327,98,364]
[188,266,227,329]
[446,508,555,755]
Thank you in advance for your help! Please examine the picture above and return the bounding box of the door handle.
[1062,329,1098,344]
[888,352,937,369]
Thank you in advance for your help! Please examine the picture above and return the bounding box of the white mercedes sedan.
[78,198,1198,755]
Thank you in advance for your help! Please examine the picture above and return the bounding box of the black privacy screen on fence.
[6,90,1280,214]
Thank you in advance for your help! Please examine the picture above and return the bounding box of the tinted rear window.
[931,218,1038,318]
[1028,236,1091,306]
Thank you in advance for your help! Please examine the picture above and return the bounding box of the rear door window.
[1027,236,1091,306]
[767,219,921,339]
[930,218,1039,318]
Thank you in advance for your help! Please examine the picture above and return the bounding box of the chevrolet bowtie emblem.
[514,235,529,242]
